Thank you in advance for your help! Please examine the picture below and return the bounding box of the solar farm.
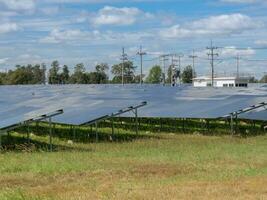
[1,84,267,199]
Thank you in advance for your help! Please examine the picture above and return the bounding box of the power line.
[207,41,219,87]
[137,45,147,85]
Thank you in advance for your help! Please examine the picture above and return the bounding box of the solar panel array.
[0,84,267,130]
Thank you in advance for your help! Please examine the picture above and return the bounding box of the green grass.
[0,131,267,199]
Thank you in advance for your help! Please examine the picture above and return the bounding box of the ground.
[0,134,267,200]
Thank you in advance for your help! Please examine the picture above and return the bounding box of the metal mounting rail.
[80,101,147,141]
[80,101,147,126]
[221,102,267,119]
[0,109,64,152]
[220,102,267,136]
[0,109,64,132]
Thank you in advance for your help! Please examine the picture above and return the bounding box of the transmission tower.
[207,41,219,87]
[137,46,146,85]
[120,47,128,85]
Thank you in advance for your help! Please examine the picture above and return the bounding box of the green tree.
[95,63,109,73]
[145,65,162,84]
[181,65,195,84]
[0,74,2,85]
[260,75,267,83]
[41,63,46,84]
[7,65,33,85]
[94,63,109,84]
[0,72,7,85]
[111,61,136,84]
[49,61,60,84]
[86,72,107,84]
[32,64,43,84]
[0,63,45,85]
[70,63,87,84]
[61,65,70,84]
[165,66,172,84]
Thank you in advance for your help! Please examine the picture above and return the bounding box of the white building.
[193,76,250,87]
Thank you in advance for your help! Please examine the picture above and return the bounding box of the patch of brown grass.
[1,170,267,200]
[130,163,196,178]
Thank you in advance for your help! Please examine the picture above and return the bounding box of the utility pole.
[235,54,240,78]
[170,55,178,86]
[207,41,219,87]
[160,55,169,86]
[189,50,198,79]
[121,47,128,86]
[137,46,146,85]
[177,54,184,84]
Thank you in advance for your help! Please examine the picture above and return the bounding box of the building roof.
[193,76,250,81]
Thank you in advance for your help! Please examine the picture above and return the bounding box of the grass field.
[0,131,267,200]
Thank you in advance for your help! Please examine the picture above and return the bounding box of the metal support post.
[235,115,238,134]
[207,119,210,133]
[160,118,162,132]
[0,131,2,151]
[70,125,73,137]
[95,122,98,143]
[135,108,138,135]
[27,124,30,145]
[183,118,185,133]
[111,117,114,139]
[49,117,53,152]
[73,126,76,141]
[230,114,234,137]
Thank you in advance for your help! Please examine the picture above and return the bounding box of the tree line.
[0,60,196,85]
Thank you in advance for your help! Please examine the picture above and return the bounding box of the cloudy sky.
[0,0,267,77]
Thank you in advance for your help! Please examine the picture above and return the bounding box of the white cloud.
[0,11,18,18]
[0,0,36,11]
[0,58,8,64]
[16,54,42,64]
[220,46,255,57]
[195,46,255,60]
[255,40,267,47]
[160,14,263,39]
[39,28,153,44]
[39,29,101,43]
[41,7,59,15]
[20,18,72,32]
[42,0,170,3]
[220,0,260,4]
[0,22,18,34]
[91,6,153,26]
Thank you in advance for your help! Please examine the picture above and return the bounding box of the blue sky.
[0,0,267,78]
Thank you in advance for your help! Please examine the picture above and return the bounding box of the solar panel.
[0,84,267,130]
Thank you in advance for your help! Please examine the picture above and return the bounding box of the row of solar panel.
[0,84,266,130]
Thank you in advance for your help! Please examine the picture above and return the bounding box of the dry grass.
[0,134,267,200]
